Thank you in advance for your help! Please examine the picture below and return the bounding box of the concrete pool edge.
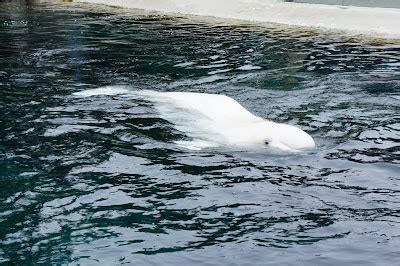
[73,0,400,39]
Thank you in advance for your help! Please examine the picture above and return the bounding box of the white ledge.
[74,0,400,39]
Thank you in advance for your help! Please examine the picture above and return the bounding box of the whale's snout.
[265,123,315,152]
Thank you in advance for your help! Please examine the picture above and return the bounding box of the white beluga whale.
[74,86,315,152]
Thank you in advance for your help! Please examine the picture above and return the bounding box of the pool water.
[0,1,399,264]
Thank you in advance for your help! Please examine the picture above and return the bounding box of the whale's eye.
[265,141,269,145]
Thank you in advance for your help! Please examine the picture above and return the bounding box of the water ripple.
[0,1,399,264]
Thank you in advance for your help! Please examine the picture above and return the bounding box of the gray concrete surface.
[76,0,400,38]
[287,0,400,8]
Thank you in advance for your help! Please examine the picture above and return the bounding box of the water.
[1,1,399,264]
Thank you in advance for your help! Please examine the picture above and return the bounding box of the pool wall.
[74,0,400,38]
[288,0,400,9]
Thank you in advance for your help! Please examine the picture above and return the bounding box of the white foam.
[75,0,400,39]
[237,65,262,71]
[73,86,130,97]
[73,86,316,152]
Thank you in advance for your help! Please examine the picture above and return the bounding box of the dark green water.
[1,1,399,265]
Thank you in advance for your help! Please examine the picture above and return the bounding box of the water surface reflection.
[0,1,399,264]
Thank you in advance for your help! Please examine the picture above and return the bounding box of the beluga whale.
[73,86,316,152]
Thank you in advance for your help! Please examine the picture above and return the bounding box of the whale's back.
[139,90,260,124]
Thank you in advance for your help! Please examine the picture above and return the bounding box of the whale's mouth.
[268,141,315,153]
[73,86,315,152]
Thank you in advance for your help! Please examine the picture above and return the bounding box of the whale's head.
[260,122,315,152]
